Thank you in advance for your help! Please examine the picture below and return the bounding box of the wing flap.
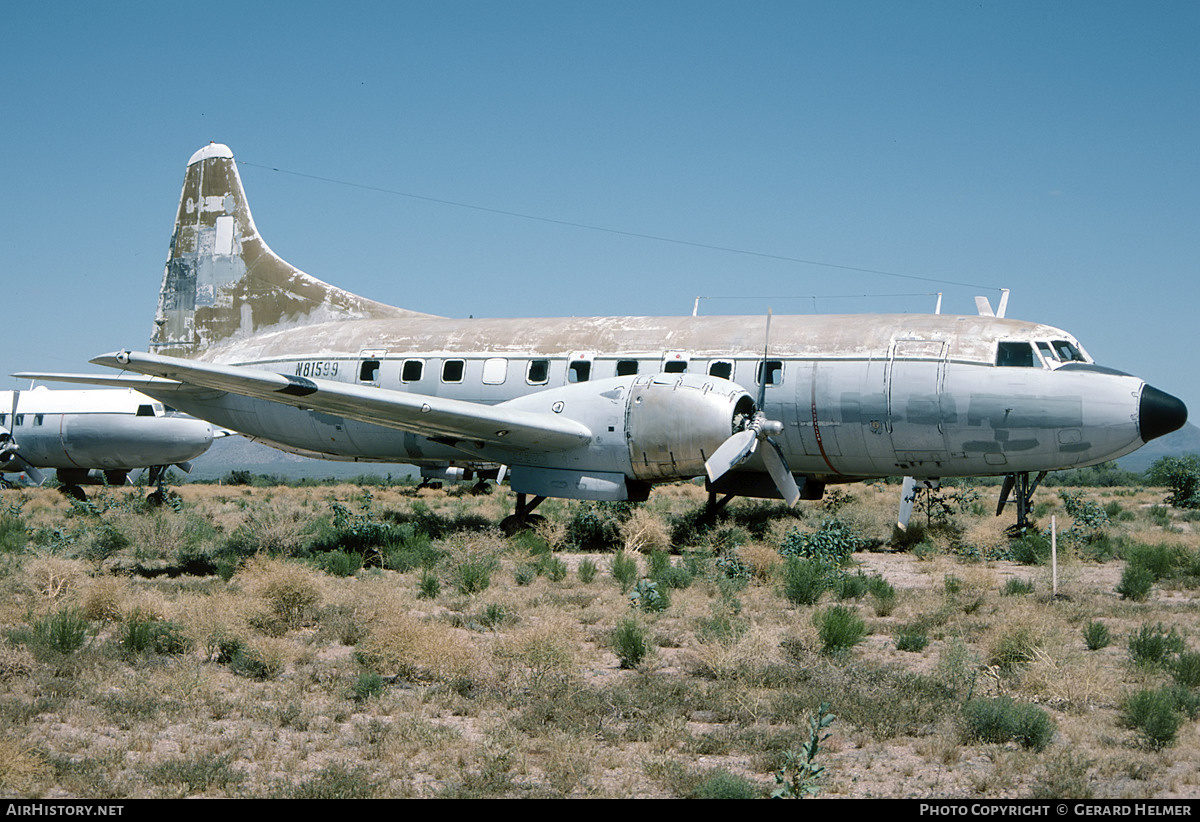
[88,351,593,452]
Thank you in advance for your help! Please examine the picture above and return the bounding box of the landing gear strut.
[145,465,172,507]
[500,492,546,535]
[996,470,1047,534]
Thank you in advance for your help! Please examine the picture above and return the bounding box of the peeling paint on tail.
[151,143,434,359]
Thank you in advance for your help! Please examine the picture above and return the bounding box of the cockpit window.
[1036,341,1057,362]
[1052,340,1086,362]
[996,341,1036,367]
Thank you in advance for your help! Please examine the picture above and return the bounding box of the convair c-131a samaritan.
[20,143,1188,529]
[1,386,216,502]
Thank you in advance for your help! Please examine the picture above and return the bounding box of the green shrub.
[834,571,870,600]
[1128,623,1185,668]
[814,605,867,656]
[352,671,387,702]
[630,579,670,613]
[1009,533,1051,565]
[610,551,639,592]
[779,518,862,565]
[28,608,90,658]
[688,769,759,799]
[1121,688,1181,749]
[962,696,1056,751]
[782,557,832,606]
[317,550,362,577]
[1147,455,1200,509]
[577,558,597,584]
[867,575,898,616]
[453,555,499,595]
[1116,564,1154,601]
[1002,577,1035,596]
[895,624,930,653]
[1082,621,1111,651]
[613,617,650,669]
[1170,651,1200,687]
[0,511,29,554]
[417,570,441,600]
[121,612,190,657]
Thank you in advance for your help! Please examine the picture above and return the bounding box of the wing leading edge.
[86,351,593,453]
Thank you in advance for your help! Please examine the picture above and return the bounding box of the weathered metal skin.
[84,144,1188,502]
[0,389,214,474]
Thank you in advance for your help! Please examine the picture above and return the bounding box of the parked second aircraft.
[20,143,1188,528]
[1,386,216,502]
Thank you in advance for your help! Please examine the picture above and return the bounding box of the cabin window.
[568,360,591,383]
[482,358,508,385]
[14,415,23,427]
[136,404,155,417]
[441,359,465,383]
[359,359,381,382]
[401,359,424,383]
[996,342,1036,367]
[663,360,687,374]
[756,360,783,386]
[616,360,639,377]
[0,414,6,427]
[33,414,43,427]
[708,360,733,380]
[527,359,550,385]
[1052,340,1086,363]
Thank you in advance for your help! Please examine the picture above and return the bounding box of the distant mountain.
[184,435,417,481]
[1117,422,1200,473]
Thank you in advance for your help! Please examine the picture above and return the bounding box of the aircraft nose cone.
[1139,385,1188,442]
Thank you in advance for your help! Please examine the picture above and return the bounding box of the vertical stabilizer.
[151,143,430,359]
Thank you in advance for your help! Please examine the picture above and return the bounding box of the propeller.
[703,310,800,506]
[896,477,939,530]
[0,390,46,486]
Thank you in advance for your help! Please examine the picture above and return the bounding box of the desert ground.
[1,476,1198,799]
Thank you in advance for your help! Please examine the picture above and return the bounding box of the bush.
[630,579,670,613]
[1116,564,1154,601]
[814,605,867,656]
[1002,577,1035,596]
[1082,621,1111,651]
[1147,455,1200,509]
[782,557,833,606]
[577,558,597,584]
[688,769,759,799]
[613,618,650,669]
[27,608,90,658]
[962,696,1056,751]
[1121,688,1181,749]
[1128,623,1185,669]
[120,612,190,657]
[895,624,930,653]
[779,518,863,565]
[610,551,639,592]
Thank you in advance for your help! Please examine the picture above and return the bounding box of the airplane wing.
[80,350,593,453]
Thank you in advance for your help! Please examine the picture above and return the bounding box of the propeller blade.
[174,461,194,474]
[897,476,917,530]
[12,456,45,486]
[704,428,758,482]
[761,437,800,507]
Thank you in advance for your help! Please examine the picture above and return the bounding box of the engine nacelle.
[500,373,755,498]
[623,374,754,482]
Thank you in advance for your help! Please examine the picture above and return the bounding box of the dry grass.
[0,480,1198,798]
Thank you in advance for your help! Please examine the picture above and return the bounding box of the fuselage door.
[568,352,594,384]
[886,339,949,456]
[358,349,387,387]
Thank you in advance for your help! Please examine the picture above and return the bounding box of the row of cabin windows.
[0,414,43,427]
[358,357,785,387]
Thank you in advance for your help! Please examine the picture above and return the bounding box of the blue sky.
[3,1,1197,417]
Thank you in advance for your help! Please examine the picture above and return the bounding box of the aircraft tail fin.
[151,143,432,359]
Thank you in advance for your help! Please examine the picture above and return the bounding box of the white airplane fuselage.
[0,387,215,485]
[140,310,1169,500]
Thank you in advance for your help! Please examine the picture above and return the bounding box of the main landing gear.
[500,493,546,536]
[996,470,1047,534]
